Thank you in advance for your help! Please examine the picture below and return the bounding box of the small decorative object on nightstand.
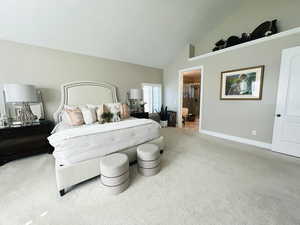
[0,120,54,166]
[130,112,149,119]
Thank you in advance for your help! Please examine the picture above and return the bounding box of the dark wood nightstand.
[130,112,149,119]
[0,120,54,166]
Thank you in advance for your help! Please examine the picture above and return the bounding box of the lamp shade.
[4,84,38,103]
[129,89,141,100]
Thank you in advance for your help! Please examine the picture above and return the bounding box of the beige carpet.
[1,128,300,225]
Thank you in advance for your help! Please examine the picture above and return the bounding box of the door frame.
[178,65,204,131]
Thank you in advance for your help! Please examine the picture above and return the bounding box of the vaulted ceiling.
[0,0,241,68]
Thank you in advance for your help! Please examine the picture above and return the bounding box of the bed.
[49,81,164,196]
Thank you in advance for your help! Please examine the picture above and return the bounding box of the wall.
[0,40,163,120]
[194,0,300,55]
[164,32,300,144]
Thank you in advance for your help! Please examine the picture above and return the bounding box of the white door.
[272,46,300,156]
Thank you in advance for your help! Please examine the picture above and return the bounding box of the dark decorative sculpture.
[213,39,226,51]
[226,36,241,47]
[212,19,278,52]
[240,33,251,43]
[250,20,278,40]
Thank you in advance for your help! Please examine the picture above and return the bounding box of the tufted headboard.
[53,81,118,123]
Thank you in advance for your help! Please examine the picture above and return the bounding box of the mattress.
[48,118,161,165]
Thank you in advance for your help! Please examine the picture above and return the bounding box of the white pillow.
[80,106,97,124]
[86,104,101,122]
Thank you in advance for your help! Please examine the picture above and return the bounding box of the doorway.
[178,66,203,131]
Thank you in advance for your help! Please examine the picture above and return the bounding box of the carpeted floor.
[1,128,300,225]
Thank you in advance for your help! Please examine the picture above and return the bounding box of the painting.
[220,65,264,100]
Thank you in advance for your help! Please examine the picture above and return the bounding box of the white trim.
[189,27,300,61]
[179,66,204,73]
[200,129,272,149]
[178,66,204,131]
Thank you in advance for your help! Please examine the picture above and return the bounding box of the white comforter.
[48,119,161,165]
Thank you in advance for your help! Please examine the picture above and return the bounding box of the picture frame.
[220,65,264,100]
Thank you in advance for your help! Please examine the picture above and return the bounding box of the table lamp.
[129,89,141,112]
[4,84,38,125]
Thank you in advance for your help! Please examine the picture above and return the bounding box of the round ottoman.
[137,144,161,176]
[100,153,129,194]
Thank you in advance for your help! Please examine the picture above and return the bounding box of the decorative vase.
[160,120,168,128]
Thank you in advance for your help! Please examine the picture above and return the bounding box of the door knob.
[276,114,281,117]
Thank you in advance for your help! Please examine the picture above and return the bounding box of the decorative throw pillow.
[80,106,97,125]
[96,104,109,123]
[66,108,84,126]
[120,103,130,119]
[105,103,121,122]
[62,105,78,124]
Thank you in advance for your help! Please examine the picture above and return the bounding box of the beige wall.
[0,40,163,120]
[195,0,300,55]
[163,33,300,143]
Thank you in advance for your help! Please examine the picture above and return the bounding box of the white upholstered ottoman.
[137,144,161,176]
[100,153,129,194]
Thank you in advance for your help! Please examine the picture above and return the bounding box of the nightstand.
[0,120,54,166]
[130,112,149,119]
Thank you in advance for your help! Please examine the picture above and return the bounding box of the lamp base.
[16,103,37,125]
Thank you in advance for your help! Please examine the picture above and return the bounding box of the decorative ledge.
[188,27,300,61]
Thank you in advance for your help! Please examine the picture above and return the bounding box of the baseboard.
[200,129,272,150]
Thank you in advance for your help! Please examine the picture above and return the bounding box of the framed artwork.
[220,65,264,100]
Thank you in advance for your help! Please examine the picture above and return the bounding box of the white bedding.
[48,118,161,165]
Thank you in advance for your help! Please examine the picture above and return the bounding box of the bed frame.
[53,81,164,196]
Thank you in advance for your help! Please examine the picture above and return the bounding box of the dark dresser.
[0,120,54,166]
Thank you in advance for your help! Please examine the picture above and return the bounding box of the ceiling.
[0,0,241,68]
